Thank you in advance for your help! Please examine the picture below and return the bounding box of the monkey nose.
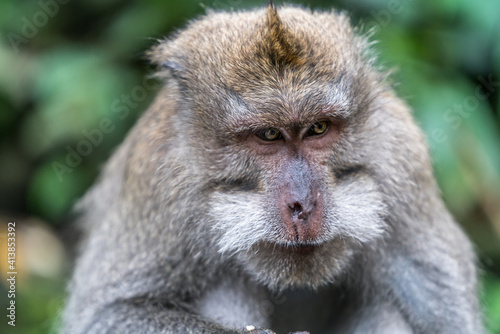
[291,202,309,221]
[289,201,316,223]
[280,193,323,243]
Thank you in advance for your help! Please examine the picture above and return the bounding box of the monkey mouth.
[289,244,316,255]
[268,241,319,255]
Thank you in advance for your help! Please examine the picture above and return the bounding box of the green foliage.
[0,0,499,333]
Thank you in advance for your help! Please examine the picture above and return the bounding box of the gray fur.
[63,4,483,334]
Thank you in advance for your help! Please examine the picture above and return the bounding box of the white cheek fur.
[208,176,387,255]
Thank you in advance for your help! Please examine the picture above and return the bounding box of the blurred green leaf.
[20,48,132,158]
[101,0,201,56]
[27,158,93,221]
[484,273,500,334]
[0,42,35,104]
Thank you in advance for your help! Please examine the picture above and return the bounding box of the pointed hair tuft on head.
[263,4,305,67]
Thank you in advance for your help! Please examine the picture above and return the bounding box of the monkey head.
[148,5,428,291]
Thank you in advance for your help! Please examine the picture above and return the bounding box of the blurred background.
[0,0,499,333]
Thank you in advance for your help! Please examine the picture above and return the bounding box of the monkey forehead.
[211,80,354,132]
[148,5,381,131]
[150,6,373,86]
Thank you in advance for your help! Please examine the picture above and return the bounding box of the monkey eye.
[307,121,329,136]
[257,128,282,141]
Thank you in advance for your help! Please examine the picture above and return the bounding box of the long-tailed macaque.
[63,3,483,333]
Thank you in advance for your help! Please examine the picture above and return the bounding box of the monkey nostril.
[297,211,307,220]
[290,202,309,221]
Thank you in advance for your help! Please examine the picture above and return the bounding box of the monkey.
[62,2,484,334]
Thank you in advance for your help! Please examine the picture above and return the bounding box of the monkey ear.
[147,41,187,80]
[160,61,185,79]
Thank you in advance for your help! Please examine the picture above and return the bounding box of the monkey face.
[204,80,387,290]
[151,7,394,290]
